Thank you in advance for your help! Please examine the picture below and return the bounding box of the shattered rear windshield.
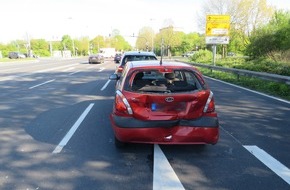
[127,69,204,93]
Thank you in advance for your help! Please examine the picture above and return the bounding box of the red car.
[109,60,219,147]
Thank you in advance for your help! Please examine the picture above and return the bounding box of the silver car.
[88,54,105,64]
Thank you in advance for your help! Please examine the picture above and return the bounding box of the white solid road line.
[244,145,290,185]
[205,76,290,105]
[52,103,94,154]
[29,79,55,89]
[153,144,185,190]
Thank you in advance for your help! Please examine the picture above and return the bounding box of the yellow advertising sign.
[206,15,230,36]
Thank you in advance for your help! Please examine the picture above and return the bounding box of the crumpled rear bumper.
[110,115,219,145]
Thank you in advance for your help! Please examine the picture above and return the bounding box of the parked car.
[8,52,26,59]
[227,52,236,57]
[116,51,157,75]
[182,51,196,57]
[109,60,219,147]
[88,54,104,64]
[114,53,122,63]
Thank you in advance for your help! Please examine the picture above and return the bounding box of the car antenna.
[160,38,164,65]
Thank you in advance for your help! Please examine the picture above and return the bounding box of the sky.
[0,0,289,45]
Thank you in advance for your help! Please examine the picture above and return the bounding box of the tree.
[246,10,290,61]
[135,27,155,51]
[198,0,275,54]
[112,35,131,52]
[61,35,74,51]
[154,25,184,57]
[30,39,50,56]
[179,33,205,53]
[91,35,105,53]
[75,37,89,56]
[91,34,131,53]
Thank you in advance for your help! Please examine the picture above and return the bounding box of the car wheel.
[115,137,125,148]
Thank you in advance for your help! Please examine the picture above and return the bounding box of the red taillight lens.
[203,91,215,113]
[115,95,127,112]
[115,91,133,115]
[117,66,123,73]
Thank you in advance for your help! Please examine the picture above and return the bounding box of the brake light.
[203,91,215,113]
[115,91,133,115]
[117,66,123,73]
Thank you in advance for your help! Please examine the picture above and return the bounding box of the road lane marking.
[244,145,290,185]
[0,64,79,82]
[36,64,79,73]
[101,80,111,91]
[205,76,290,105]
[153,144,185,190]
[62,67,75,72]
[98,67,105,72]
[52,103,94,154]
[29,79,55,89]
[68,71,80,75]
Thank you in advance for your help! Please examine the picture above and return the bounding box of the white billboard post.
[206,15,230,66]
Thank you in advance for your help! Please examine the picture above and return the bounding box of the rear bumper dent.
[111,115,219,128]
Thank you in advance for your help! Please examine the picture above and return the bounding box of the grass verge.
[198,67,290,101]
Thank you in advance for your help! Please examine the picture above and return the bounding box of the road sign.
[206,14,230,44]
[206,15,230,22]
[206,15,230,36]
[206,36,229,45]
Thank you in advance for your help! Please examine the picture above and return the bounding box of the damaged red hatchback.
[109,60,219,147]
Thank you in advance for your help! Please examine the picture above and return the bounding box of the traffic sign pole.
[212,45,216,66]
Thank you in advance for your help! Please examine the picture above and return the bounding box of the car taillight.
[115,91,133,115]
[203,91,215,113]
[117,66,123,73]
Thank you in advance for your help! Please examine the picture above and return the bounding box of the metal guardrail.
[176,61,290,85]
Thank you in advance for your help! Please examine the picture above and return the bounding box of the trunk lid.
[124,90,210,120]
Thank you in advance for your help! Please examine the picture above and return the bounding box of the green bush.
[196,67,290,101]
[231,59,290,76]
[190,49,212,63]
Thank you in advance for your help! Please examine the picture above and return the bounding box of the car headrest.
[164,73,175,80]
[135,72,144,80]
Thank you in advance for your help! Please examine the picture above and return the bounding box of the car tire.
[115,137,125,148]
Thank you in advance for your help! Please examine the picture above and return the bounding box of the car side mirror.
[109,74,120,80]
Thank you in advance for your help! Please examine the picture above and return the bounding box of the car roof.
[128,60,194,69]
[123,51,156,56]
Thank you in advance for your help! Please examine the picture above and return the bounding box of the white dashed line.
[29,79,55,89]
[244,145,290,185]
[68,71,81,75]
[52,103,94,154]
[153,144,185,190]
[98,67,105,72]
[101,80,111,91]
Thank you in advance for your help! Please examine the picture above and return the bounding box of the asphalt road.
[0,57,289,190]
